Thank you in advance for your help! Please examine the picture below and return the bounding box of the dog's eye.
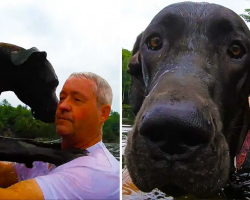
[147,36,162,50]
[227,42,246,60]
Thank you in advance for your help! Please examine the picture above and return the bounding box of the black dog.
[0,42,87,167]
[0,42,58,123]
[125,2,250,198]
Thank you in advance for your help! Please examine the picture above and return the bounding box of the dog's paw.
[64,148,89,161]
[68,148,89,156]
[24,162,34,168]
[53,148,89,166]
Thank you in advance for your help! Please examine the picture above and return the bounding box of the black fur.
[125,2,250,198]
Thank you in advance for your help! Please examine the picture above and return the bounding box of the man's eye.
[75,98,82,102]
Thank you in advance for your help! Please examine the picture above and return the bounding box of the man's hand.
[0,179,44,200]
[0,162,18,188]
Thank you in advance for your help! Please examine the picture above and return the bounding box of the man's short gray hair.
[69,72,113,106]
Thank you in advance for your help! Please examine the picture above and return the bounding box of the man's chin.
[56,126,73,136]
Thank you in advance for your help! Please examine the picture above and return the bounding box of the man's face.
[55,77,100,137]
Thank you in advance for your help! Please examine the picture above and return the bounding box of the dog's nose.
[47,79,59,89]
[139,102,213,156]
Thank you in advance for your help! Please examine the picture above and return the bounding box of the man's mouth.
[57,118,72,122]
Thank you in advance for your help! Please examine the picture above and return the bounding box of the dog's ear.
[11,47,47,66]
[128,32,146,115]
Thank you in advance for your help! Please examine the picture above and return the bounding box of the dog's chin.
[125,127,230,198]
[158,184,187,197]
[31,107,57,123]
[158,183,219,199]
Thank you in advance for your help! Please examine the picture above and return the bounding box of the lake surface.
[105,142,120,161]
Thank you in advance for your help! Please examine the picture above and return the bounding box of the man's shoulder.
[35,163,120,200]
[92,142,120,172]
[33,142,120,200]
[53,142,119,174]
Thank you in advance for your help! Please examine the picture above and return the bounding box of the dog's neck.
[0,66,25,93]
[0,79,15,93]
[0,66,19,92]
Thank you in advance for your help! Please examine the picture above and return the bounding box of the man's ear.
[100,104,111,123]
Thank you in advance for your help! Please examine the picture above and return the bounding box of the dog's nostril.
[142,126,206,155]
[139,103,213,155]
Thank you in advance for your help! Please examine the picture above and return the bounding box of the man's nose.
[58,99,71,111]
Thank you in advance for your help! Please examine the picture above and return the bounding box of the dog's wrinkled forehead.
[140,2,250,45]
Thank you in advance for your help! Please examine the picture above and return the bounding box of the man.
[0,72,120,199]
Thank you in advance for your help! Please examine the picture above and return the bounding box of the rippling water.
[105,142,120,161]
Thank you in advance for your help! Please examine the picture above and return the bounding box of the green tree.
[122,48,132,104]
[103,111,120,142]
[0,121,4,133]
[0,99,11,107]
[240,9,250,22]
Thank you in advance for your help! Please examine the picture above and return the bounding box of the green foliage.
[0,99,58,140]
[103,111,120,142]
[122,48,132,104]
[0,99,119,143]
[240,9,250,22]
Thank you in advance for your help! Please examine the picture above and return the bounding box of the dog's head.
[125,2,250,198]
[0,43,59,123]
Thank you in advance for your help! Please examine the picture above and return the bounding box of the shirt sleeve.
[12,162,32,181]
[34,166,120,200]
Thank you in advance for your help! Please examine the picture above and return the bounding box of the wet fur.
[125,2,250,198]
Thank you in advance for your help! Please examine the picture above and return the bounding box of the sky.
[0,0,249,114]
[122,0,250,51]
[0,0,120,113]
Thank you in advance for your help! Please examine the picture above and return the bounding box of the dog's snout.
[140,102,213,156]
[47,79,59,89]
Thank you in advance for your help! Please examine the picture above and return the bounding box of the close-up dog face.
[125,2,250,198]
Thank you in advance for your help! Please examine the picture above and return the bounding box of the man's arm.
[0,162,18,188]
[0,179,44,200]
[0,165,119,200]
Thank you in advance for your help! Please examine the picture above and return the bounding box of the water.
[105,142,120,161]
